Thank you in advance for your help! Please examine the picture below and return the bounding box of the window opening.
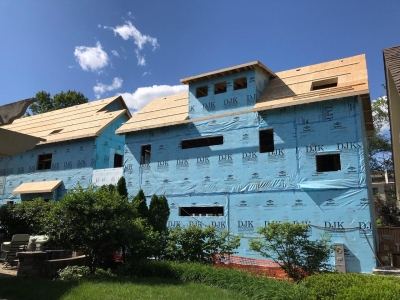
[37,153,52,170]
[7,201,14,205]
[214,82,227,94]
[140,145,151,164]
[50,129,63,134]
[179,206,224,216]
[259,129,274,153]
[114,153,123,168]
[311,78,338,91]
[234,77,247,90]
[316,153,341,172]
[196,86,208,98]
[181,136,223,149]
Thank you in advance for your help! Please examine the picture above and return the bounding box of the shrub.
[58,266,115,281]
[164,225,241,264]
[120,260,310,300]
[148,194,170,234]
[133,189,148,219]
[303,273,400,300]
[249,222,332,281]
[0,198,53,236]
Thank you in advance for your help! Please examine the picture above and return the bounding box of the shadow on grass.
[0,276,185,300]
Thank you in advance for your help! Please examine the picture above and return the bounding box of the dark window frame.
[214,81,227,94]
[140,144,151,165]
[179,206,224,217]
[181,135,223,149]
[37,153,52,170]
[196,85,208,98]
[114,153,123,168]
[233,77,247,90]
[316,153,341,172]
[259,128,274,153]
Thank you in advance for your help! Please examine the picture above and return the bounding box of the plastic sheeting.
[124,96,376,273]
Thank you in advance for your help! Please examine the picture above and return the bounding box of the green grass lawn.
[0,276,249,300]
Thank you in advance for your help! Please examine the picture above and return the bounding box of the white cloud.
[97,24,101,28]
[127,11,134,19]
[119,85,188,112]
[93,77,123,99]
[142,71,151,76]
[74,41,109,72]
[111,21,159,50]
[135,50,146,66]
[111,50,120,57]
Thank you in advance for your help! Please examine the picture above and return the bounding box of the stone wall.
[17,251,86,278]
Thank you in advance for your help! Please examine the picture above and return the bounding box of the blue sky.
[0,0,399,112]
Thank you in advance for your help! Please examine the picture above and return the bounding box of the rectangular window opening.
[7,201,14,205]
[179,206,224,217]
[114,153,123,168]
[214,82,227,94]
[37,153,52,170]
[316,153,341,172]
[234,77,247,90]
[181,136,223,149]
[259,129,274,153]
[140,145,151,164]
[196,86,208,98]
[311,78,338,91]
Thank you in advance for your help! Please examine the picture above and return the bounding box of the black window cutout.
[214,81,227,94]
[179,206,224,216]
[37,153,52,170]
[141,145,151,164]
[259,129,274,153]
[316,153,341,172]
[114,153,123,168]
[181,136,223,149]
[311,78,338,91]
[7,201,14,205]
[234,77,247,90]
[196,86,208,98]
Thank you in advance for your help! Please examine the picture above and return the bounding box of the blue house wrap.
[117,55,376,272]
[0,96,131,202]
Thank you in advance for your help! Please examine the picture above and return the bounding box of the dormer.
[181,61,275,118]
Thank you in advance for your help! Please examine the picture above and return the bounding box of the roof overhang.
[0,128,45,157]
[0,98,35,125]
[180,61,276,84]
[12,180,62,194]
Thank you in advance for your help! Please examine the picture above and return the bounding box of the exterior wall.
[124,96,376,273]
[387,71,400,200]
[0,100,128,203]
[0,138,95,203]
[188,69,269,118]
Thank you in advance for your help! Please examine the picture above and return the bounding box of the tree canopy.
[27,90,88,115]
[368,94,393,171]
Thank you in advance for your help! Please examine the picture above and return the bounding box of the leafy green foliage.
[374,192,400,226]
[121,260,310,300]
[148,194,170,234]
[249,222,332,282]
[0,198,53,236]
[133,189,148,219]
[116,176,128,199]
[43,186,137,273]
[27,90,88,115]
[369,94,393,171]
[57,266,115,281]
[164,225,241,264]
[303,272,400,300]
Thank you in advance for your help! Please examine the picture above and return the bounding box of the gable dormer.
[181,61,275,118]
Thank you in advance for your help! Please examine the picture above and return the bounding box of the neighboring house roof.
[0,98,35,125]
[383,45,400,93]
[116,55,373,135]
[1,95,131,145]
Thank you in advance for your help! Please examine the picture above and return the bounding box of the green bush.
[303,273,400,300]
[58,266,115,281]
[164,225,241,264]
[120,260,310,300]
